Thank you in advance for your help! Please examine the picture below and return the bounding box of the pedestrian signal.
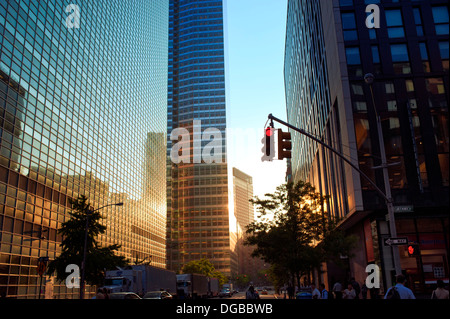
[407,244,420,257]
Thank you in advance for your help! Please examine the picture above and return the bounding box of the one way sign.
[384,237,408,246]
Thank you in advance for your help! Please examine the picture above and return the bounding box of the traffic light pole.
[267,113,402,276]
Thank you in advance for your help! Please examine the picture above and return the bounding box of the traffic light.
[277,129,292,160]
[407,244,420,257]
[261,127,275,161]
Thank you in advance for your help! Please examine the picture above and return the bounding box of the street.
[217,290,279,300]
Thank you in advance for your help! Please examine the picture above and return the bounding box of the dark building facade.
[166,0,234,276]
[285,0,449,295]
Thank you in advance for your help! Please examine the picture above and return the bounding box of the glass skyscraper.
[167,0,233,276]
[0,0,168,298]
[285,0,449,294]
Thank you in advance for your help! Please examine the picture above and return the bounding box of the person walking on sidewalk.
[343,284,356,299]
[332,280,343,299]
[431,280,449,299]
[384,274,415,299]
[319,284,329,299]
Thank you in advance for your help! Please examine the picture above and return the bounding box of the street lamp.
[364,73,402,278]
[80,202,124,299]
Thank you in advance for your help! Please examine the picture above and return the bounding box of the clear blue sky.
[224,0,288,198]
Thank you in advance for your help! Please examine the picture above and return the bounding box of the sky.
[224,0,289,199]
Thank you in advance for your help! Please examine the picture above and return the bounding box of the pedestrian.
[361,283,368,299]
[103,288,109,299]
[96,288,105,299]
[343,284,356,299]
[332,280,343,299]
[287,285,294,300]
[246,285,259,299]
[369,286,380,299]
[319,283,328,299]
[431,280,449,299]
[350,277,361,299]
[311,283,321,299]
[384,274,415,299]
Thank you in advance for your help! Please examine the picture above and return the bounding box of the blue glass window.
[413,8,424,36]
[439,41,449,59]
[339,0,353,6]
[346,47,361,65]
[419,42,428,60]
[432,6,449,35]
[372,45,380,63]
[386,10,404,38]
[391,44,409,62]
[342,12,358,41]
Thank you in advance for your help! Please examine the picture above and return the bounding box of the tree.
[47,195,128,287]
[181,258,228,286]
[245,181,357,289]
[234,273,250,288]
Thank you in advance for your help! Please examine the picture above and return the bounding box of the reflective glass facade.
[284,0,332,184]
[0,0,168,298]
[167,0,232,276]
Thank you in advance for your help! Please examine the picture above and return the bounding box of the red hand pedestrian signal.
[407,244,420,257]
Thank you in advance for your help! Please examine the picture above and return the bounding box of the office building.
[0,0,169,298]
[232,167,266,281]
[166,0,233,276]
[284,0,449,294]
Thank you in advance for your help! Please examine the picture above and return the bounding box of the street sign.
[394,205,414,213]
[384,237,408,246]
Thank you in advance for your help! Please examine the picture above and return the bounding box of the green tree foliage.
[245,181,357,288]
[181,258,228,286]
[47,195,128,286]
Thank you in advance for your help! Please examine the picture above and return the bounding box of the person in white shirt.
[332,280,343,299]
[311,284,321,299]
[384,274,416,299]
[432,280,449,299]
[343,284,356,299]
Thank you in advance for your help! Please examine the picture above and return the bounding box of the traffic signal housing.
[277,129,292,160]
[261,127,275,161]
[407,244,420,257]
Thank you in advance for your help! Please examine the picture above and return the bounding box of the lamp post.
[364,73,402,277]
[80,202,123,299]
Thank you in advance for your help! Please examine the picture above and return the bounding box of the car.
[219,288,232,298]
[143,291,173,299]
[108,292,142,299]
[296,287,312,299]
[261,289,268,295]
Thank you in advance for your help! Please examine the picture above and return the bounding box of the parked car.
[109,292,142,299]
[143,291,173,299]
[219,288,232,298]
[296,287,312,299]
[261,289,268,295]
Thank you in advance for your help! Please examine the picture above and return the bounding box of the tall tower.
[0,0,169,298]
[167,0,231,276]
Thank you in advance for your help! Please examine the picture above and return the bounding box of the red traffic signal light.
[407,244,420,257]
[261,127,275,161]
